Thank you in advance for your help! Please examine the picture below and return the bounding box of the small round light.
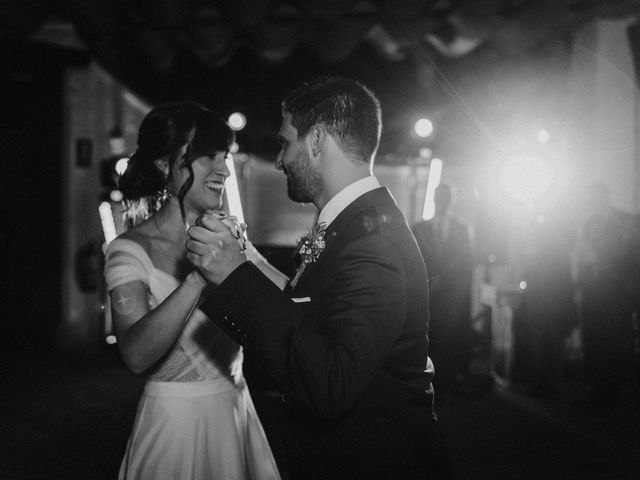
[110,190,123,202]
[519,281,527,290]
[537,130,550,144]
[106,335,117,345]
[228,112,246,131]
[229,142,240,153]
[414,118,434,138]
[109,137,126,155]
[419,147,432,159]
[488,254,497,263]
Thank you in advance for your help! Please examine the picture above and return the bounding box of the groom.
[187,76,454,480]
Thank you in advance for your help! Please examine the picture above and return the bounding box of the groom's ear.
[308,124,327,158]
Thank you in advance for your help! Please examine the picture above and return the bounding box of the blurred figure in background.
[520,206,577,399]
[412,183,474,390]
[573,182,638,413]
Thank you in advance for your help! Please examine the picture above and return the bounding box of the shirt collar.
[317,176,380,228]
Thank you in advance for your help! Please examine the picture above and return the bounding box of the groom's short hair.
[282,76,382,164]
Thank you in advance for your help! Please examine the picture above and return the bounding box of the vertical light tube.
[99,201,117,247]
[421,158,443,220]
[99,200,118,342]
[225,154,245,224]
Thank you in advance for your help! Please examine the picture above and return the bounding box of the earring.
[154,186,169,211]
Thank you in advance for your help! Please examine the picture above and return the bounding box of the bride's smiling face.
[180,151,230,214]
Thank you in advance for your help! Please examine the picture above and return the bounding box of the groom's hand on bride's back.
[186,212,247,285]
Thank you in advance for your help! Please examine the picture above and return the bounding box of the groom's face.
[277,114,322,203]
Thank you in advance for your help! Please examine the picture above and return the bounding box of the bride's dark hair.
[119,101,234,226]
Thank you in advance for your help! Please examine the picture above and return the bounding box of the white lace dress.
[104,238,281,480]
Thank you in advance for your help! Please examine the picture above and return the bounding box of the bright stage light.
[228,112,246,131]
[414,118,434,138]
[497,152,554,205]
[421,158,443,220]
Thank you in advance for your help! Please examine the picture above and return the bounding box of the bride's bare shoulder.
[117,222,154,253]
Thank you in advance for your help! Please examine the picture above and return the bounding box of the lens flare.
[497,152,554,205]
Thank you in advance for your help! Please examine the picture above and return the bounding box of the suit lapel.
[291,187,396,287]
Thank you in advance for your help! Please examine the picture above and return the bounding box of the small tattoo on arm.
[113,286,137,315]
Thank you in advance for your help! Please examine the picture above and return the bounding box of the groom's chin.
[288,191,312,204]
[287,184,306,204]
[288,191,303,203]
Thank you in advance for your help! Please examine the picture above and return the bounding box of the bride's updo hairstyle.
[119,101,235,226]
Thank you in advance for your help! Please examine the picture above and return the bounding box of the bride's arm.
[244,241,289,290]
[110,271,207,374]
[216,213,289,290]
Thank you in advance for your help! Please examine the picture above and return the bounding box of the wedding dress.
[104,238,281,480]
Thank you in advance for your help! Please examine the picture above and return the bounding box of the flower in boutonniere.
[290,222,327,288]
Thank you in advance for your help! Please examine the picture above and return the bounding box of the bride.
[104,101,281,480]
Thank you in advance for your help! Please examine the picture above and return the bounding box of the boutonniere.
[290,222,327,288]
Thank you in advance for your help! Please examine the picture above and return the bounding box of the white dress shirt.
[317,176,381,228]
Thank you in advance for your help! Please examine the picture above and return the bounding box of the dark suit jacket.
[200,187,453,480]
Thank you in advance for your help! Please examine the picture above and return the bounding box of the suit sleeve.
[199,235,407,420]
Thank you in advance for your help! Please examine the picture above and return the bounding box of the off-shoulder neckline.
[108,237,180,283]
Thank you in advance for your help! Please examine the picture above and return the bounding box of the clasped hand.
[186,211,247,285]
